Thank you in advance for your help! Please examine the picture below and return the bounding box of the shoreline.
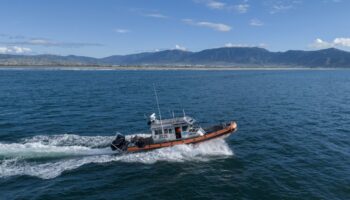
[0,65,348,71]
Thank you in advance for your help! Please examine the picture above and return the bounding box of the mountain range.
[1,47,350,68]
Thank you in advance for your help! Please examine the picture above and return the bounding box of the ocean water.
[0,69,349,200]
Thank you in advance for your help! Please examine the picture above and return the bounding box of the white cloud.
[183,19,231,32]
[114,29,130,34]
[0,35,102,47]
[27,39,59,45]
[323,0,342,3]
[224,43,267,48]
[197,22,231,31]
[225,43,248,47]
[310,37,350,49]
[0,46,32,54]
[234,4,250,13]
[182,19,194,24]
[311,38,333,49]
[196,0,250,13]
[0,47,9,53]
[144,13,168,18]
[333,38,350,47]
[130,8,169,19]
[206,0,226,9]
[13,46,31,53]
[271,4,292,13]
[174,44,187,51]
[250,19,264,26]
[309,38,332,48]
[266,0,302,14]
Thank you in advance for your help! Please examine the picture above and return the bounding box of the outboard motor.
[111,134,128,151]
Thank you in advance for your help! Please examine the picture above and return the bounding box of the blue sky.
[0,0,349,57]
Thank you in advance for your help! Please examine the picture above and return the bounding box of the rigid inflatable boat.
[111,113,237,153]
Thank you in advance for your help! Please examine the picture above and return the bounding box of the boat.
[110,113,237,153]
[110,87,237,153]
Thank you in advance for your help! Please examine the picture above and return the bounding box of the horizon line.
[0,46,347,59]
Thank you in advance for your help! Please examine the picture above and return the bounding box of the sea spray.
[0,141,113,160]
[23,134,115,148]
[0,134,233,179]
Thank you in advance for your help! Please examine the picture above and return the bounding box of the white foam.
[0,142,112,159]
[23,134,115,148]
[23,133,151,148]
[0,134,233,179]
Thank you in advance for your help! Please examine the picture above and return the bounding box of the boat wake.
[0,134,233,179]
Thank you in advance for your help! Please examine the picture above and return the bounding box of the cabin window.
[182,126,188,131]
[154,130,162,135]
[165,129,173,134]
[155,129,174,135]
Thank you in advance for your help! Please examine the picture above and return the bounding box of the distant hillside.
[0,54,100,66]
[101,50,193,65]
[1,47,350,68]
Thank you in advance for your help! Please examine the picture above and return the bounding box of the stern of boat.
[111,134,129,152]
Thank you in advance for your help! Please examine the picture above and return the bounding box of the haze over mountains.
[1,47,350,68]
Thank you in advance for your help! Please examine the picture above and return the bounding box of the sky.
[0,0,349,57]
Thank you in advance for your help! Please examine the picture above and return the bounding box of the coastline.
[0,65,347,71]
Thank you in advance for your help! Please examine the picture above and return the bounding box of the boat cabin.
[148,113,204,143]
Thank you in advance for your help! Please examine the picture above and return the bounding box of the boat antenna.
[172,110,175,123]
[176,95,186,118]
[153,84,164,134]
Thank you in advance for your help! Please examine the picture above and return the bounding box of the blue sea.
[0,68,349,200]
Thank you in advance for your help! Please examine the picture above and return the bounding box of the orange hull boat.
[115,121,237,153]
[127,122,237,152]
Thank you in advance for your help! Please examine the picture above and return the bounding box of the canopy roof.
[150,116,196,129]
